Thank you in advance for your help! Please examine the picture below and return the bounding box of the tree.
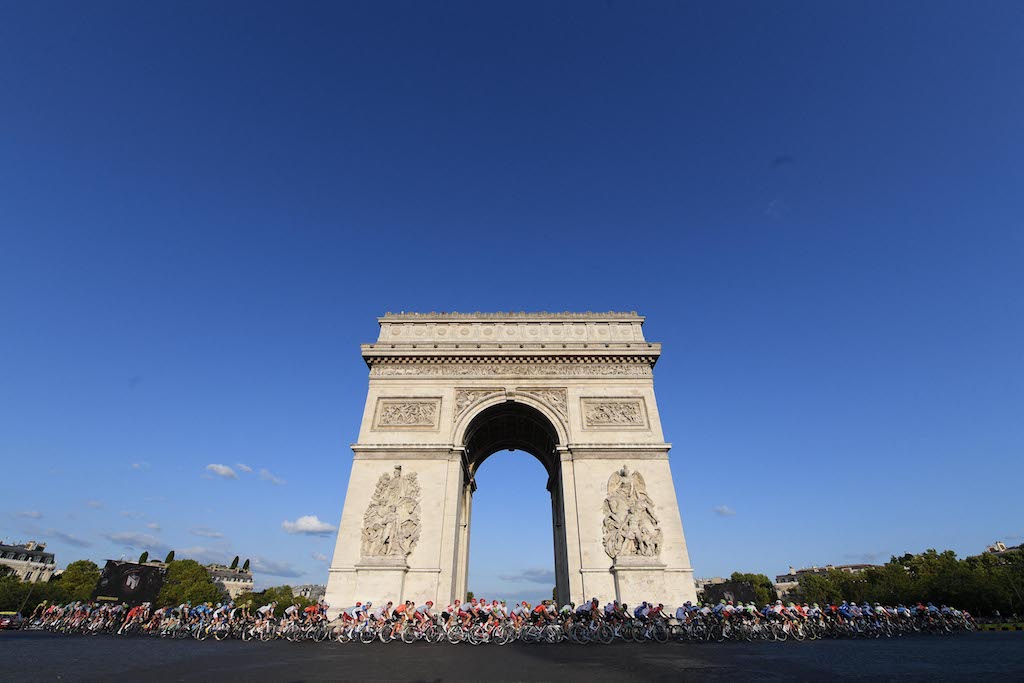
[230,556,239,570]
[241,585,307,617]
[157,560,224,607]
[60,560,101,602]
[466,591,474,602]
[242,558,250,571]
[730,572,776,606]
[138,551,149,564]
[164,550,175,563]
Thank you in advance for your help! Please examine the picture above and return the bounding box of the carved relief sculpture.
[584,399,646,427]
[361,465,422,558]
[454,389,494,422]
[520,388,568,420]
[376,401,438,427]
[602,466,662,559]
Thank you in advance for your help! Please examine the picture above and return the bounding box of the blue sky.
[1,2,1022,601]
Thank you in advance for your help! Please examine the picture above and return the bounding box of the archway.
[456,401,570,604]
[325,312,698,615]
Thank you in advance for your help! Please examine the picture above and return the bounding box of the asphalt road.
[3,630,1023,682]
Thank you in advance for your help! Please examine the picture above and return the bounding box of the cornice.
[381,311,644,322]
[362,344,661,367]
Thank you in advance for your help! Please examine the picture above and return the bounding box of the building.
[326,311,698,616]
[205,564,254,599]
[694,577,727,596]
[0,541,56,583]
[774,564,879,597]
[295,584,326,602]
[986,541,1022,557]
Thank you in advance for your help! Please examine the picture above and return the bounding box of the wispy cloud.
[146,522,161,532]
[85,500,105,510]
[205,464,237,479]
[131,462,150,471]
[259,468,286,485]
[48,529,91,548]
[282,515,335,536]
[312,552,328,562]
[713,505,736,517]
[190,527,224,539]
[119,511,144,519]
[843,551,885,563]
[498,568,555,584]
[103,532,167,554]
[236,463,253,473]
[176,546,228,565]
[253,557,303,578]
[16,510,42,519]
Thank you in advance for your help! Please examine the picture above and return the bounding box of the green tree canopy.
[60,560,101,602]
[238,584,310,617]
[138,551,149,564]
[230,556,239,570]
[730,572,776,606]
[157,560,224,607]
[242,558,250,571]
[164,550,175,563]
[792,548,1024,617]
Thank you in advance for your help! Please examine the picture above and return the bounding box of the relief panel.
[580,398,649,430]
[372,398,442,430]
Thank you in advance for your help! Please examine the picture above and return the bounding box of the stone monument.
[325,312,697,613]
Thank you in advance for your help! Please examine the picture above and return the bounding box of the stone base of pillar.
[611,556,667,606]
[354,555,409,604]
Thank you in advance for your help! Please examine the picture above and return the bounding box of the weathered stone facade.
[325,312,696,614]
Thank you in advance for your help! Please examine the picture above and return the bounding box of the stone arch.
[452,398,572,603]
[453,393,569,469]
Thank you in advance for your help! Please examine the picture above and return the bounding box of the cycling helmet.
[426,601,433,606]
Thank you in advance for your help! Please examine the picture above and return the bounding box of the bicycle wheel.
[651,622,669,643]
[597,624,614,645]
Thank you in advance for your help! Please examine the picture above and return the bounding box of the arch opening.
[456,401,569,604]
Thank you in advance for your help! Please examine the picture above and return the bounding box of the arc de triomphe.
[325,312,697,612]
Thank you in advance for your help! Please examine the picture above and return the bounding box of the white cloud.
[176,546,229,565]
[205,464,238,479]
[312,552,328,562]
[190,527,224,539]
[253,557,303,578]
[131,462,150,471]
[146,522,161,531]
[281,515,335,536]
[85,500,105,509]
[259,468,286,485]
[48,529,91,548]
[713,504,737,517]
[236,463,253,473]
[16,510,42,519]
[498,568,555,584]
[104,532,168,555]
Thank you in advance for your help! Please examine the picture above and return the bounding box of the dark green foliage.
[729,572,777,606]
[242,558,250,571]
[793,548,1024,616]
[164,550,175,563]
[0,560,100,612]
[230,556,239,570]
[237,585,313,617]
[156,560,224,607]
[138,551,149,564]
